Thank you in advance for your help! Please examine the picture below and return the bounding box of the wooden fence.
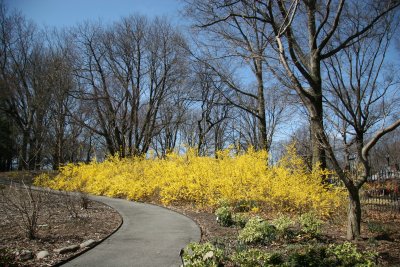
[361,189,400,212]
[361,167,399,212]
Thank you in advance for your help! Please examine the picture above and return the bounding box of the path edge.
[54,195,124,266]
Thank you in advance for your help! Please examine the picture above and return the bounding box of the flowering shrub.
[35,147,345,217]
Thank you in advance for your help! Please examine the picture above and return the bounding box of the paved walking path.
[62,195,201,267]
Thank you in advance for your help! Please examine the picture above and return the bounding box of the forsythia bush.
[35,147,346,217]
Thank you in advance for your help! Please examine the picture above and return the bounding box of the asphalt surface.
[62,195,201,267]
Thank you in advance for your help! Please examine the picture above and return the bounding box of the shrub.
[215,206,234,227]
[59,191,89,220]
[287,245,330,267]
[35,147,346,217]
[272,214,295,239]
[284,243,377,267]
[238,217,277,245]
[367,221,386,234]
[367,221,393,241]
[327,242,377,267]
[0,183,48,239]
[33,173,52,187]
[298,212,323,237]
[181,242,224,267]
[232,213,250,228]
[230,249,282,267]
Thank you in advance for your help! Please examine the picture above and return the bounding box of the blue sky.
[4,0,185,29]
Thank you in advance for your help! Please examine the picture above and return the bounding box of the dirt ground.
[0,183,121,267]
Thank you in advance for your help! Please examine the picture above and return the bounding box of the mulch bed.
[0,185,122,267]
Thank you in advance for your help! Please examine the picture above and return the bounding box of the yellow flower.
[34,146,346,218]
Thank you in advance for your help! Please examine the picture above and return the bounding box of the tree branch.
[362,119,400,161]
[321,2,400,59]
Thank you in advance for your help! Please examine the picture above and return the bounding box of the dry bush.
[0,183,51,239]
[58,191,89,220]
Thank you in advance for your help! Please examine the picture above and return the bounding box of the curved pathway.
[62,195,201,267]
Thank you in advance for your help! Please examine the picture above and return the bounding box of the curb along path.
[62,195,201,267]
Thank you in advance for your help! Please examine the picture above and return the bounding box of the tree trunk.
[197,120,205,156]
[86,135,92,163]
[310,109,327,170]
[347,188,362,240]
[53,134,62,170]
[308,44,327,170]
[19,131,29,170]
[255,61,268,151]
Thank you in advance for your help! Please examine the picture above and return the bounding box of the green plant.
[367,237,378,247]
[286,245,331,267]
[367,221,392,240]
[367,221,386,234]
[217,199,230,209]
[230,249,282,267]
[238,216,277,245]
[182,242,224,267]
[298,212,323,237]
[215,206,234,227]
[232,213,249,228]
[272,214,295,239]
[327,242,377,267]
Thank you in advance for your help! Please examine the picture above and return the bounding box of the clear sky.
[4,0,185,29]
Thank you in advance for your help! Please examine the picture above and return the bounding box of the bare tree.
[324,17,400,238]
[185,1,289,152]
[196,0,398,169]
[0,107,14,170]
[43,30,81,169]
[70,16,188,157]
[189,64,231,155]
[279,0,397,240]
[152,84,191,157]
[0,7,54,169]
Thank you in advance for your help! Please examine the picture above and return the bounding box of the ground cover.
[171,203,400,266]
